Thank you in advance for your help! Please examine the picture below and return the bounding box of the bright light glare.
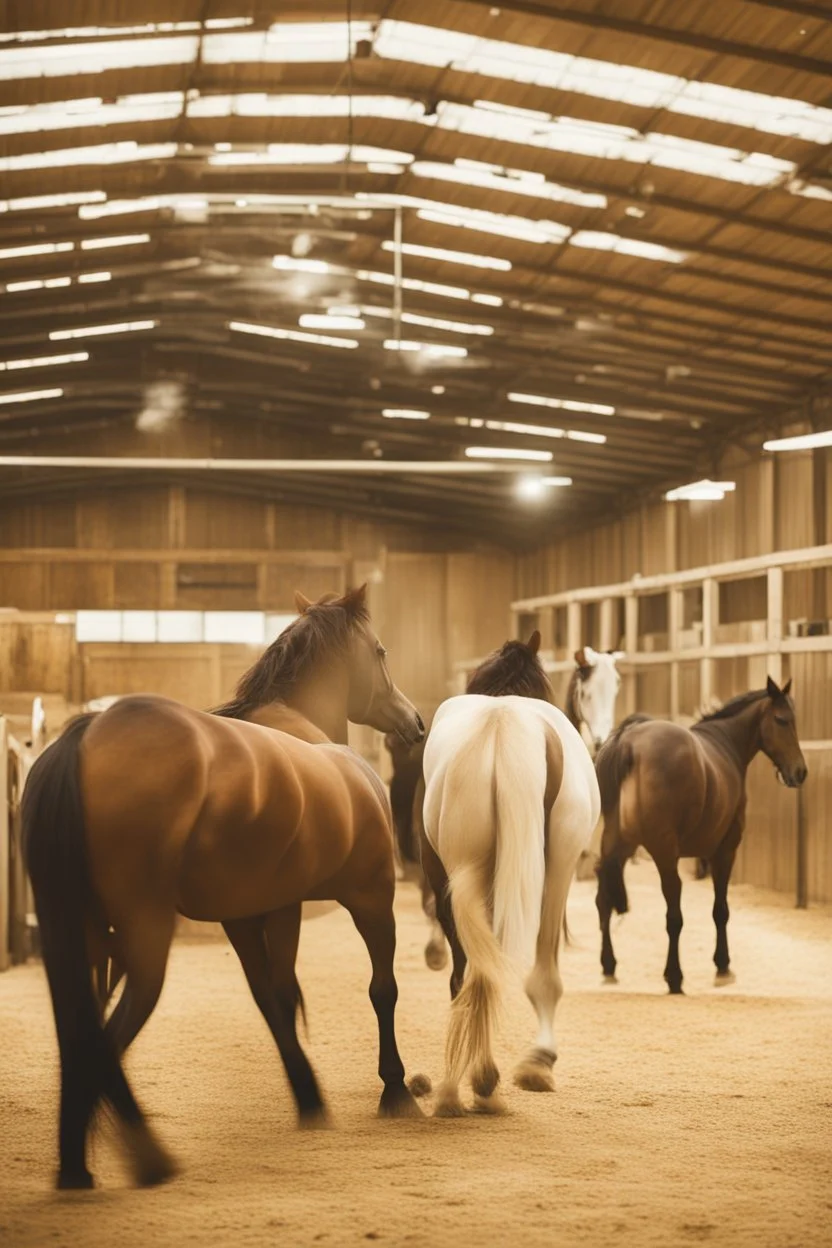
[465,446,554,461]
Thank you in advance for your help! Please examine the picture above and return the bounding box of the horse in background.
[23,585,425,1190]
[594,677,807,994]
[421,632,600,1115]
[565,647,623,757]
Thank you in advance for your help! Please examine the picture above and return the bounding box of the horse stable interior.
[0,3,831,1246]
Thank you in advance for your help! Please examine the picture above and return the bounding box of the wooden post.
[767,565,784,684]
[796,783,808,909]
[599,597,615,651]
[624,593,638,715]
[701,577,717,707]
[0,717,9,972]
[669,587,683,720]
[566,600,582,655]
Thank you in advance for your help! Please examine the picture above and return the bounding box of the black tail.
[596,854,629,915]
[594,713,651,816]
[23,714,145,1189]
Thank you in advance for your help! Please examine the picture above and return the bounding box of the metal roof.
[0,0,830,545]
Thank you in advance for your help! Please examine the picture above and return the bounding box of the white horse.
[421,633,600,1116]
[566,646,623,757]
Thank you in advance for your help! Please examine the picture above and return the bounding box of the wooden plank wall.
[0,486,516,724]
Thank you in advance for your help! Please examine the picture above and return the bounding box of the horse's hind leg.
[224,908,327,1125]
[657,859,684,994]
[421,832,465,993]
[105,906,175,1055]
[343,873,423,1119]
[711,835,739,983]
[514,871,569,1094]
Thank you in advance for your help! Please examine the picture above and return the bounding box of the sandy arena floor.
[1,860,830,1248]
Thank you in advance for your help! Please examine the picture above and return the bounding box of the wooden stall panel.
[0,621,76,696]
[0,499,77,548]
[383,554,447,717]
[76,490,170,550]
[445,552,515,669]
[263,562,345,610]
[184,491,269,550]
[736,754,798,896]
[804,750,832,905]
[113,562,162,608]
[0,564,48,610]
[81,644,221,709]
[48,562,114,610]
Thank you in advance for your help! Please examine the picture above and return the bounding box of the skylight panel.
[229,320,359,349]
[79,233,150,250]
[0,142,177,172]
[0,241,73,259]
[0,352,88,371]
[0,36,198,80]
[208,144,414,168]
[0,190,106,212]
[189,93,425,123]
[568,231,688,263]
[0,387,63,404]
[203,22,374,66]
[381,240,511,272]
[0,93,184,136]
[416,206,570,245]
[411,159,607,209]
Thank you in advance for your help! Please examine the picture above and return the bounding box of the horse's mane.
[565,667,585,729]
[214,590,369,719]
[466,640,552,700]
[695,688,771,724]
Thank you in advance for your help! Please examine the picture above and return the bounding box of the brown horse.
[594,677,807,994]
[23,586,424,1190]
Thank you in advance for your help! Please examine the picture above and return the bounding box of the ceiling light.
[229,320,359,349]
[49,320,157,340]
[665,479,736,501]
[0,241,74,259]
[0,190,107,212]
[431,384,446,395]
[465,446,553,461]
[763,430,832,452]
[508,391,615,416]
[0,387,63,404]
[0,352,88,371]
[416,206,570,245]
[299,314,365,330]
[381,240,511,272]
[382,408,430,420]
[569,231,687,263]
[360,305,494,336]
[412,158,606,208]
[77,271,112,283]
[517,475,546,500]
[79,233,151,250]
[273,255,331,274]
[0,142,178,172]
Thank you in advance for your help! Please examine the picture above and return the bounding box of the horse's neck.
[278,663,351,745]
[246,703,330,744]
[698,703,763,771]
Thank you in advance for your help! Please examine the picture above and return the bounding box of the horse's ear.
[782,677,793,697]
[766,675,781,698]
[294,590,313,613]
[527,629,541,655]
[342,583,368,616]
[574,648,588,668]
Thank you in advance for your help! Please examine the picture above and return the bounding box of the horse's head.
[573,647,623,754]
[295,584,425,747]
[759,676,807,788]
[465,630,554,702]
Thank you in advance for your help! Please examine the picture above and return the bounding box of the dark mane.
[466,640,552,700]
[214,593,369,719]
[695,688,771,724]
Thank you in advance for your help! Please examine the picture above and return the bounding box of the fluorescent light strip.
[382,408,430,420]
[569,230,688,263]
[465,446,554,461]
[229,320,359,349]
[0,387,63,404]
[79,233,150,250]
[665,479,736,501]
[209,144,414,168]
[485,418,606,444]
[381,240,511,272]
[298,314,365,330]
[4,272,111,293]
[49,320,157,340]
[383,340,468,358]
[0,241,74,259]
[358,305,494,336]
[0,190,107,212]
[273,253,503,308]
[0,352,88,371]
[417,206,570,246]
[508,391,615,416]
[77,271,111,284]
[763,431,832,452]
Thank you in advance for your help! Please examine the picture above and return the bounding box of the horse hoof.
[57,1169,94,1191]
[714,970,736,987]
[473,1092,508,1115]
[121,1122,179,1187]
[378,1084,424,1119]
[424,942,448,972]
[407,1073,433,1098]
[434,1083,466,1123]
[666,984,684,996]
[602,973,618,985]
[298,1106,331,1130]
[513,1062,555,1093]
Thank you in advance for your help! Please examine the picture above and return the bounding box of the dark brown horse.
[594,677,807,994]
[24,586,424,1190]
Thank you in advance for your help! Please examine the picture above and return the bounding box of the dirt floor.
[1,860,830,1248]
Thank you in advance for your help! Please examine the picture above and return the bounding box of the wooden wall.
[0,486,515,722]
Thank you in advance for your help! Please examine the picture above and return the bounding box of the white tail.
[439,708,548,1101]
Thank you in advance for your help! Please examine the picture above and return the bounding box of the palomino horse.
[594,677,807,994]
[23,585,424,1190]
[392,646,621,972]
[421,632,600,1115]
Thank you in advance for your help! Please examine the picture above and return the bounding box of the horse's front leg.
[657,859,684,994]
[711,834,739,984]
[342,862,423,1120]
